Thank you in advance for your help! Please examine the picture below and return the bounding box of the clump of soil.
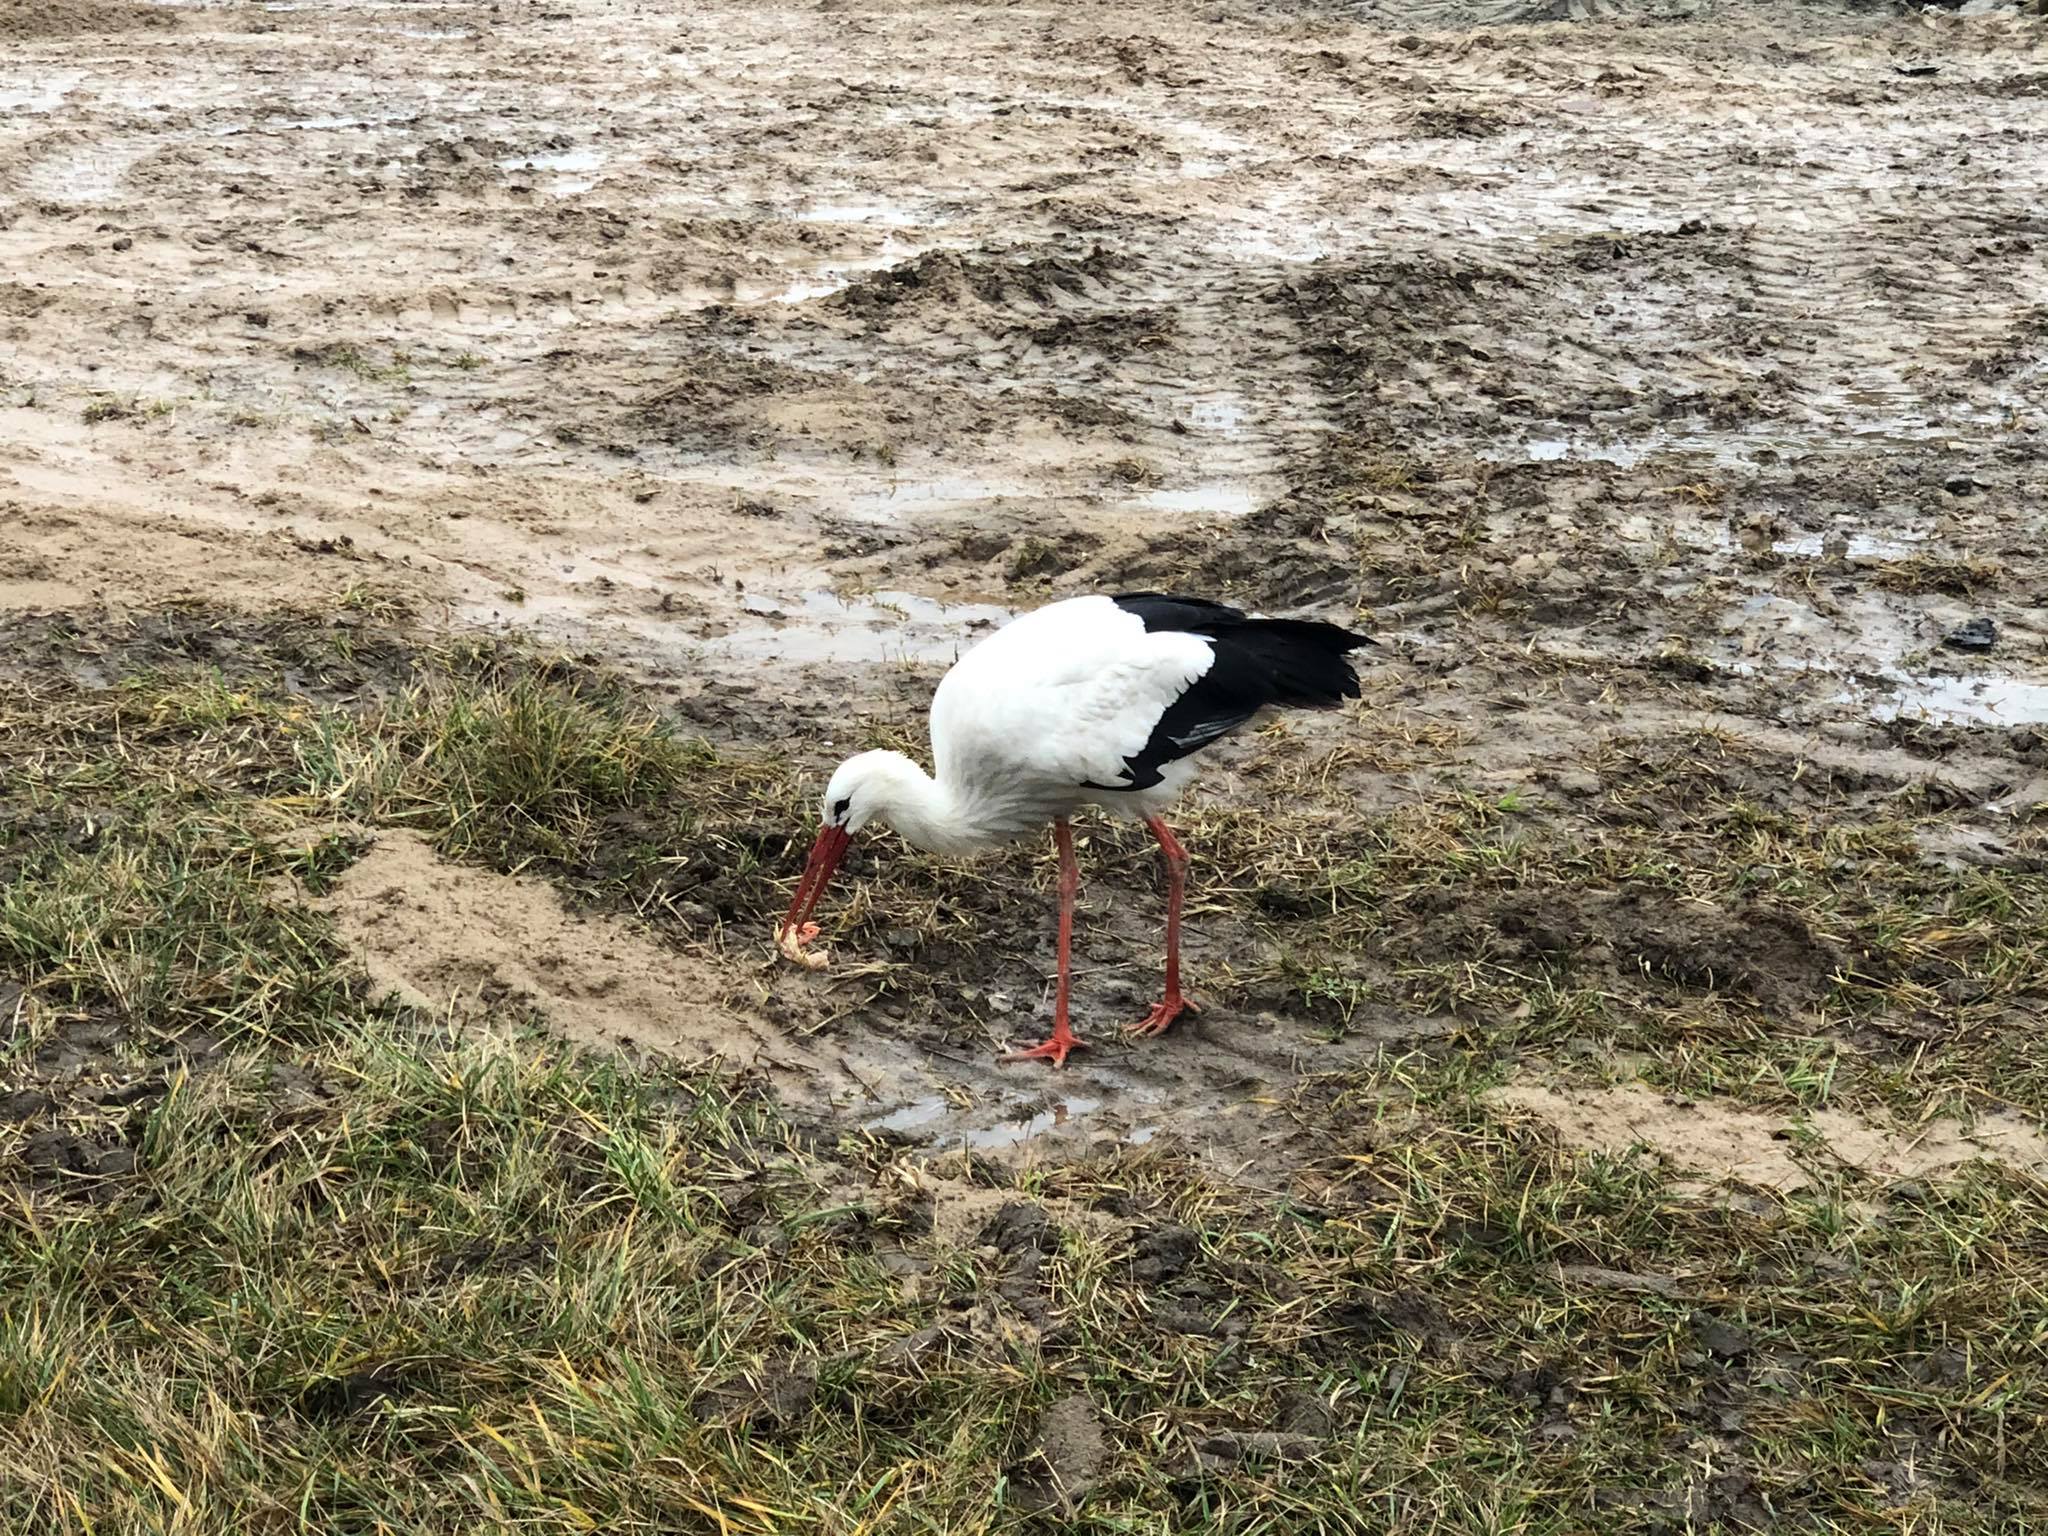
[1489,890,1843,1016]
[828,246,1120,320]
[0,0,179,40]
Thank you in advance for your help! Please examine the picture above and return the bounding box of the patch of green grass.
[4,616,2048,1533]
[5,1009,2045,1530]
[118,666,272,731]
[333,581,414,623]
[295,341,412,385]
[0,826,348,1043]
[1185,726,2048,1122]
[259,658,731,881]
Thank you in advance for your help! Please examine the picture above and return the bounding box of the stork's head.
[818,748,916,834]
[776,750,921,966]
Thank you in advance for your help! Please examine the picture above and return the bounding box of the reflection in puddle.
[1142,484,1260,516]
[795,588,1007,626]
[731,238,938,307]
[1772,530,1924,560]
[498,146,607,194]
[862,1092,1161,1151]
[751,272,853,305]
[1865,673,2048,727]
[33,139,154,203]
[1163,116,1250,179]
[0,73,85,113]
[499,147,606,174]
[281,114,385,130]
[1728,592,2044,728]
[1524,435,1647,468]
[1186,392,1251,435]
[796,200,927,226]
[841,474,1043,519]
[863,1098,953,1136]
[1511,412,2005,471]
[862,1094,1097,1149]
[1201,214,1336,265]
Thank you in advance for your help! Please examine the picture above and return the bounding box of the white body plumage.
[835,595,1214,855]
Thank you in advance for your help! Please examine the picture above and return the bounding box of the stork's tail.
[1108,588,1377,711]
[1230,616,1376,709]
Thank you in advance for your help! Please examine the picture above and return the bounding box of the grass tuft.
[4,614,2047,1532]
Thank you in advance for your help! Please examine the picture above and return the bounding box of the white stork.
[776,592,1374,1066]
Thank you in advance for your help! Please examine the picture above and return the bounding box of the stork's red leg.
[1001,818,1087,1067]
[1128,814,1201,1039]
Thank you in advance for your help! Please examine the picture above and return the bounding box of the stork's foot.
[1000,1027,1087,1068]
[1125,993,1200,1040]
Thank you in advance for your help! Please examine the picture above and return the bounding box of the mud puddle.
[308,830,1387,1166]
[5,0,2041,710]
[863,1090,1162,1154]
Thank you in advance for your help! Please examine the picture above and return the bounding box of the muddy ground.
[6,0,2048,1527]
[5,1,2047,1166]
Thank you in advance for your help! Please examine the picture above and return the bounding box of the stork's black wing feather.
[1088,594,1375,791]
[1110,592,1249,634]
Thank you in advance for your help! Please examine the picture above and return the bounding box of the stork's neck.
[865,753,989,856]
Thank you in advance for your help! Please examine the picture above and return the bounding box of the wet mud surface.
[3,0,2046,1161]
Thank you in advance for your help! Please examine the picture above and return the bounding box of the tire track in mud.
[2,0,2040,703]
[1250,12,2047,736]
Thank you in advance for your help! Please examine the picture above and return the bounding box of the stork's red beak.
[777,823,851,960]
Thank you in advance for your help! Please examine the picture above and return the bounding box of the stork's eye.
[831,796,851,820]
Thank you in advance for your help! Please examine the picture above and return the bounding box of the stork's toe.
[1125,994,1199,1039]
[1000,1032,1088,1068]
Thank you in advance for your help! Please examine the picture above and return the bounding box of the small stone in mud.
[1021,1394,1109,1509]
[0,1089,56,1121]
[1942,474,1979,496]
[111,236,133,251]
[1690,1313,1750,1360]
[1942,618,1997,651]
[1129,1223,1201,1282]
